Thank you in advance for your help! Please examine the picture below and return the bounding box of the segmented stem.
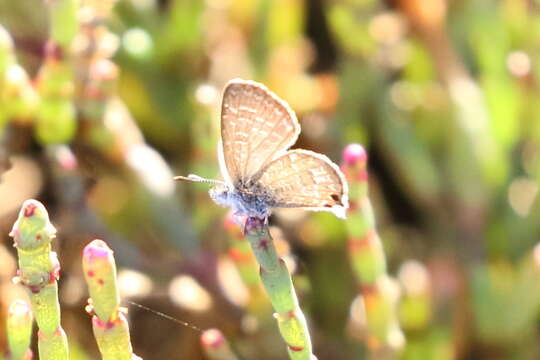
[244,217,315,360]
[9,200,69,360]
[6,299,33,360]
[200,328,239,360]
[83,239,140,360]
[341,144,404,352]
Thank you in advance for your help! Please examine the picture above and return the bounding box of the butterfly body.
[209,181,274,218]
[177,79,349,220]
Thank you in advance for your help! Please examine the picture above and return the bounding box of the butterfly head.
[209,183,232,208]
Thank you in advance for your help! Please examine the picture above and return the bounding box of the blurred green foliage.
[1,0,540,359]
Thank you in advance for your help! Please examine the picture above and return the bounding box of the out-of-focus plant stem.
[244,217,314,360]
[0,25,39,127]
[9,200,69,360]
[397,261,432,332]
[83,239,140,360]
[397,0,498,210]
[34,0,81,145]
[6,299,33,360]
[48,0,80,50]
[200,328,239,360]
[224,213,268,314]
[341,144,404,355]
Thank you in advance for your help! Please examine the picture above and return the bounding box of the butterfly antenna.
[173,174,225,185]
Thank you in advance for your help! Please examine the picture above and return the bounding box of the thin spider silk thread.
[124,300,203,333]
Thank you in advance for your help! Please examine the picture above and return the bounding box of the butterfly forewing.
[220,79,301,184]
[254,149,349,218]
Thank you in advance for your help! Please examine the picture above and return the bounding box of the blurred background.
[1,0,540,359]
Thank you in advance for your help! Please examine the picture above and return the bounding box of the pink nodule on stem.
[49,266,61,283]
[244,216,265,234]
[29,285,42,294]
[288,345,305,352]
[285,310,296,319]
[87,270,95,277]
[201,328,225,348]
[275,309,296,321]
[349,230,376,252]
[92,315,106,328]
[258,238,269,250]
[92,315,117,329]
[357,169,368,182]
[342,143,367,166]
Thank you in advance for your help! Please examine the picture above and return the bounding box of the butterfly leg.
[232,212,247,227]
[240,215,269,235]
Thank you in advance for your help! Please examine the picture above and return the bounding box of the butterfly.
[175,79,348,220]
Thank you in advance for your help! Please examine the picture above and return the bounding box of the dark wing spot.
[324,204,332,208]
[330,194,340,202]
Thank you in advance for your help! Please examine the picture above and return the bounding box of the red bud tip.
[342,143,367,166]
[83,239,111,261]
[23,201,38,217]
[201,328,225,348]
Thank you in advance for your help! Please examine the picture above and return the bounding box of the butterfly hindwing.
[253,149,349,218]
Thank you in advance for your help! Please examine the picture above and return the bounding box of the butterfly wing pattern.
[254,149,348,218]
[216,78,349,219]
[220,79,300,184]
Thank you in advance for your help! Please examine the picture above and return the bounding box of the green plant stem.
[82,239,140,360]
[224,213,268,313]
[47,0,79,49]
[9,200,69,360]
[244,217,314,360]
[341,144,404,353]
[200,328,239,360]
[397,261,432,332]
[6,299,33,360]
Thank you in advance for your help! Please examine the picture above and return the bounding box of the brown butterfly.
[176,79,348,219]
